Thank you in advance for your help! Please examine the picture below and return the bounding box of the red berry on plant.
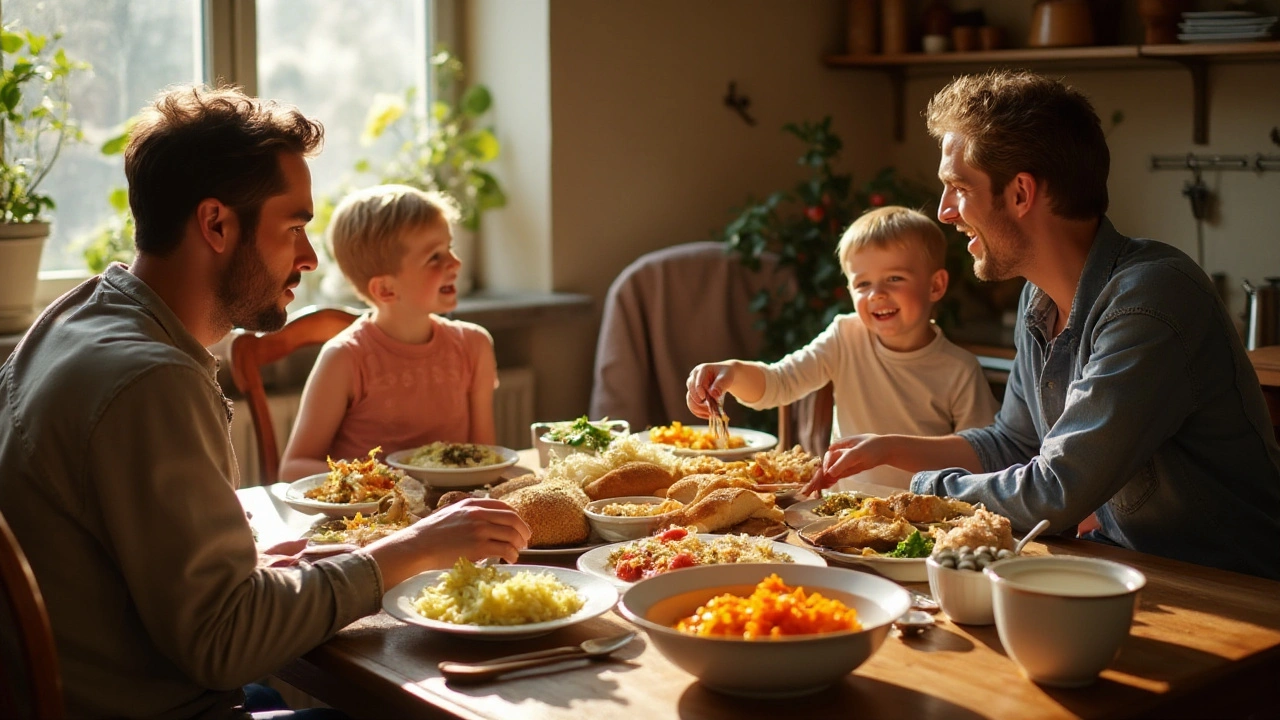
[869,193,887,207]
[805,205,825,223]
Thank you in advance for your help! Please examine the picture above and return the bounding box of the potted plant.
[315,47,507,299]
[0,21,87,333]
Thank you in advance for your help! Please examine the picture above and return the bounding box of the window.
[13,0,434,294]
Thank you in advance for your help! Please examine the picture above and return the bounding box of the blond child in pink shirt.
[280,185,497,480]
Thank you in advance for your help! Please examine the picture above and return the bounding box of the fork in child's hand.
[706,394,730,449]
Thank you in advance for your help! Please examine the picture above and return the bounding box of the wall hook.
[724,81,756,126]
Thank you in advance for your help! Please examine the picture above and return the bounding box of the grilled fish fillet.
[671,487,774,533]
[887,492,976,524]
[812,514,913,552]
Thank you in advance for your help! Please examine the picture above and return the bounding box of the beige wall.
[471,0,1280,423]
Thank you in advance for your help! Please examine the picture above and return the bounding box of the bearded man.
[0,85,528,718]
[804,70,1280,581]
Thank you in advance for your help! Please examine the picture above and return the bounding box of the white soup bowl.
[985,556,1145,688]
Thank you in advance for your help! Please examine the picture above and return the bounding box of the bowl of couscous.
[386,442,519,488]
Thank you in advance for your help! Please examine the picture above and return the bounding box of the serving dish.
[576,533,825,589]
[782,491,879,529]
[385,444,519,489]
[617,563,910,697]
[531,418,631,467]
[583,495,681,542]
[382,565,619,640]
[640,426,778,461]
[797,517,928,582]
[281,473,385,517]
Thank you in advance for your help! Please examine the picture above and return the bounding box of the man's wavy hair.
[125,84,324,255]
[926,70,1108,220]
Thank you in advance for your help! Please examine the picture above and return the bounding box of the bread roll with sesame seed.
[584,462,673,501]
[503,482,591,547]
[489,474,541,499]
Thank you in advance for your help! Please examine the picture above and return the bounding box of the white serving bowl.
[985,556,1146,688]
[618,563,910,698]
[384,445,519,489]
[530,419,630,467]
[582,495,681,542]
[926,556,995,625]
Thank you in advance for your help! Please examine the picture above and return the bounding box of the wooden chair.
[0,510,63,719]
[777,382,834,457]
[229,305,362,484]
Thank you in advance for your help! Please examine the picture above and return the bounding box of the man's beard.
[216,229,296,332]
[972,204,1029,283]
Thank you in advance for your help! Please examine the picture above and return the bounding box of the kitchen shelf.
[823,41,1280,144]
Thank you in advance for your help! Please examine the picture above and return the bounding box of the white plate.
[382,565,619,640]
[1182,11,1259,19]
[783,491,879,529]
[797,517,927,582]
[519,540,610,558]
[576,533,826,589]
[385,445,519,489]
[639,427,778,461]
[281,473,385,517]
[1177,30,1273,42]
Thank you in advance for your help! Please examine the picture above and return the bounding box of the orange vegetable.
[675,574,862,638]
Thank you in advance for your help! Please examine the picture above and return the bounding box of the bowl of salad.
[531,417,630,467]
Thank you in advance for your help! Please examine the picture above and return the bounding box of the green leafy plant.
[342,48,506,232]
[719,117,949,364]
[0,22,88,223]
[79,120,134,273]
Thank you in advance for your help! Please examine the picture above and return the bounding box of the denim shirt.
[913,218,1280,580]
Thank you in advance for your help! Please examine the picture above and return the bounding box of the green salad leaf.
[545,416,616,452]
[887,529,934,559]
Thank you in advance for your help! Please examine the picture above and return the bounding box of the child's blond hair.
[328,184,461,301]
[836,205,947,274]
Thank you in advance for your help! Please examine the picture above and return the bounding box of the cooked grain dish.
[608,527,793,582]
[411,558,584,625]
[405,442,503,468]
[598,499,683,517]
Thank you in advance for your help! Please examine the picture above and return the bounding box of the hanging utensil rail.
[1149,153,1280,173]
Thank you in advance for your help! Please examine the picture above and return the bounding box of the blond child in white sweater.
[686,206,999,491]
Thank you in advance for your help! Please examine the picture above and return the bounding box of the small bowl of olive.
[926,545,1015,626]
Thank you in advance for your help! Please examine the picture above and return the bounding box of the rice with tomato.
[608,527,793,582]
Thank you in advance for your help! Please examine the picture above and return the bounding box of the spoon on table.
[1015,519,1051,555]
[438,632,637,684]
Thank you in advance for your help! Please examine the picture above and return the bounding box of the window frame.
[36,0,451,297]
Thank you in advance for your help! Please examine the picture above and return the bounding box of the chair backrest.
[590,242,784,431]
[229,305,361,483]
[778,382,835,457]
[0,510,62,719]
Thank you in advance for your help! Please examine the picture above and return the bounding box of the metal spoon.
[438,631,637,684]
[1015,519,1051,555]
[893,609,936,636]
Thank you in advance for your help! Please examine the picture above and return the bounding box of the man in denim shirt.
[807,70,1280,580]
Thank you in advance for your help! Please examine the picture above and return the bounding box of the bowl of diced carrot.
[617,563,910,698]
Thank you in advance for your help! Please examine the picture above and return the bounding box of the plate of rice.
[576,529,826,589]
[385,443,520,488]
[382,558,619,639]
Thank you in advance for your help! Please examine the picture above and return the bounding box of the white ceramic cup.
[985,556,1145,688]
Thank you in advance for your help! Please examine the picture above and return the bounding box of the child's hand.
[685,363,735,419]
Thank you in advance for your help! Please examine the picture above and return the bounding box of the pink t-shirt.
[325,314,491,460]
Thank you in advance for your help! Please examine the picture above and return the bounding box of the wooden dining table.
[239,449,1280,720]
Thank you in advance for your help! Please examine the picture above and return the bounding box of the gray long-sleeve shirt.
[913,219,1280,580]
[0,264,382,718]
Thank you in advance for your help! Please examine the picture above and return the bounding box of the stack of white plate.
[1178,11,1276,43]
